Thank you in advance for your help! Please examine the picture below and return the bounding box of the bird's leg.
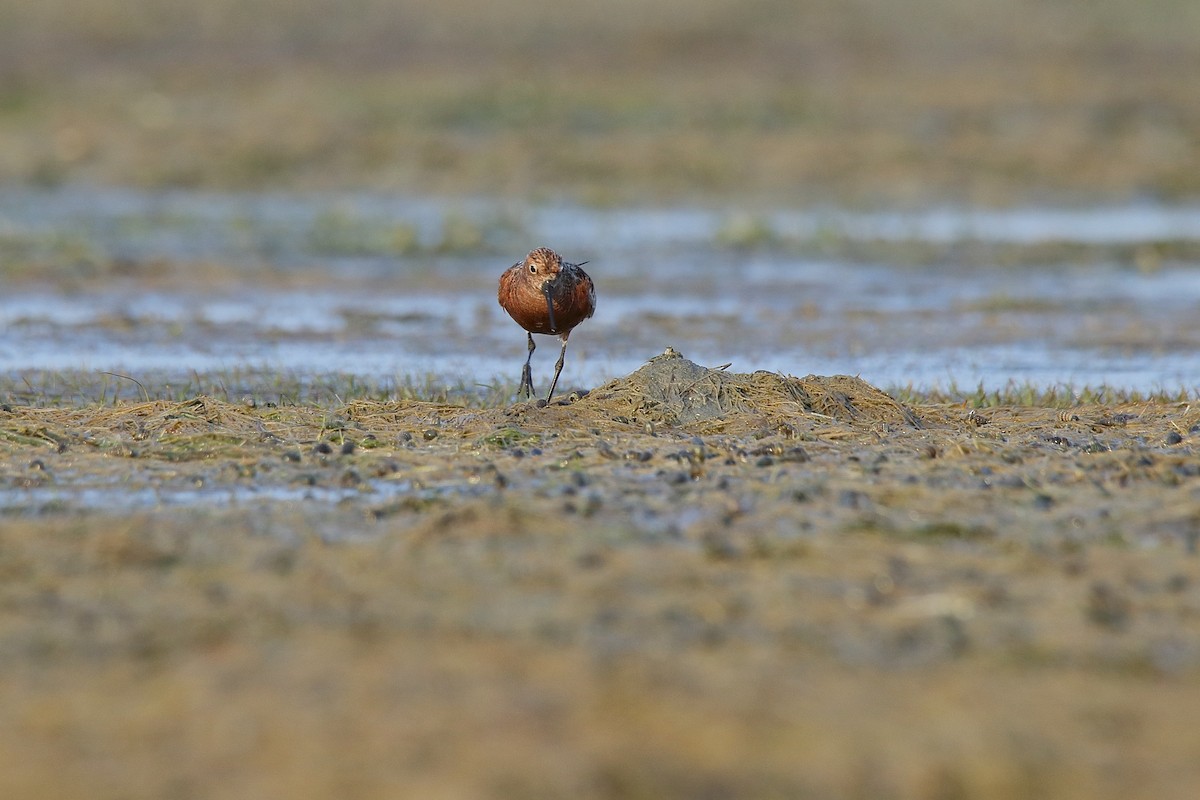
[545,333,570,403]
[520,332,536,399]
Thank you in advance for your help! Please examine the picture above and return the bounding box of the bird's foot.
[518,364,536,401]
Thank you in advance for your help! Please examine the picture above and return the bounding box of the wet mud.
[1,352,1199,798]
[3,2,1199,793]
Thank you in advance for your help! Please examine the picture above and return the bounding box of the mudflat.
[2,352,1198,798]
[2,1,1199,796]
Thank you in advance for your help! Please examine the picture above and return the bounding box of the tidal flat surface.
[4,3,1200,796]
[2,189,1200,799]
[1,355,1199,799]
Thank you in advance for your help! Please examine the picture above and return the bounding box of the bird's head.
[521,247,563,288]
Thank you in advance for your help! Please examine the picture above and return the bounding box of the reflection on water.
[1,187,1199,394]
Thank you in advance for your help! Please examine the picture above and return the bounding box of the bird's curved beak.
[542,281,558,333]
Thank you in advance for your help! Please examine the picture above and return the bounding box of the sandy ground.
[1,353,1198,798]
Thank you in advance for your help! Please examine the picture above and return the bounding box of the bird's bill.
[542,282,558,333]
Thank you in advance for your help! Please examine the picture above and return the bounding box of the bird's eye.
[528,263,537,274]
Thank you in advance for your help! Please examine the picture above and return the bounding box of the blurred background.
[1,0,1199,399]
[2,0,1198,203]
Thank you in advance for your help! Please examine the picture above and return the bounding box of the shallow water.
[2,187,1199,396]
[0,475,493,519]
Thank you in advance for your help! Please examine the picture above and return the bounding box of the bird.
[498,247,595,403]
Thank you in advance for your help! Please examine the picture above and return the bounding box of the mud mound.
[576,348,922,434]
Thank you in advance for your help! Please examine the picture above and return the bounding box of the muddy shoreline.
[3,1,1198,793]
[1,354,1198,797]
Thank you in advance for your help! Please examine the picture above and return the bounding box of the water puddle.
[0,472,502,518]
[1,187,1199,395]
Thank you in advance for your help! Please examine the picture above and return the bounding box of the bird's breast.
[498,265,595,335]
